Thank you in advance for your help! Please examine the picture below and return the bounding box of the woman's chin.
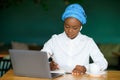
[68,36,75,39]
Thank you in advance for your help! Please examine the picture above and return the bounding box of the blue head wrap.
[62,3,87,25]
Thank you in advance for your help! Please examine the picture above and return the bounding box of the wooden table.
[1,69,120,80]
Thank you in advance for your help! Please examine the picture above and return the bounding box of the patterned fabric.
[62,3,87,25]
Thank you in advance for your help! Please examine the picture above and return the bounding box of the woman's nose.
[68,28,73,33]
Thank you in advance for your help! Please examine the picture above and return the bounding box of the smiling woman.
[41,3,108,76]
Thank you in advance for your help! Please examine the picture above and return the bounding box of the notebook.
[9,49,64,78]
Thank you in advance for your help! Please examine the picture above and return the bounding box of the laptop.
[9,49,64,78]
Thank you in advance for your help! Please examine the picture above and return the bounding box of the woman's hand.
[72,65,86,76]
[50,61,59,71]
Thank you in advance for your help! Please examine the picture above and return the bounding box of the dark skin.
[64,17,81,39]
[50,17,86,75]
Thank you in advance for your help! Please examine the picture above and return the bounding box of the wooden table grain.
[1,69,120,80]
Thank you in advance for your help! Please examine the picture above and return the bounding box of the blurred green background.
[0,0,120,45]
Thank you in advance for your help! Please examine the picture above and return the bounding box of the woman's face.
[64,17,82,39]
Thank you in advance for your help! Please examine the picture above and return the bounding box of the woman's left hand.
[72,65,86,76]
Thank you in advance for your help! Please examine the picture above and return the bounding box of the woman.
[41,3,108,76]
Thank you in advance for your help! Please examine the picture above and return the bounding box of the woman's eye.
[65,25,69,28]
[73,27,78,30]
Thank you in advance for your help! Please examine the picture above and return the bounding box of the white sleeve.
[89,39,108,71]
[41,37,54,58]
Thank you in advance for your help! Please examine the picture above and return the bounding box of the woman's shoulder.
[80,34,94,41]
[51,32,64,39]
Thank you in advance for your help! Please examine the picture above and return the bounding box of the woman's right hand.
[50,61,59,71]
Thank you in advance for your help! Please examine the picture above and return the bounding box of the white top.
[41,32,108,72]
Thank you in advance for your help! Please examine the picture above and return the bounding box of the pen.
[48,53,53,62]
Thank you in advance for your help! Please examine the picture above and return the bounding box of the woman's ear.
[80,26,83,31]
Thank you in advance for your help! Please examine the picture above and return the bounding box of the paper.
[50,69,66,74]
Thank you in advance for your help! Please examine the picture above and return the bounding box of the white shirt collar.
[63,31,82,42]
